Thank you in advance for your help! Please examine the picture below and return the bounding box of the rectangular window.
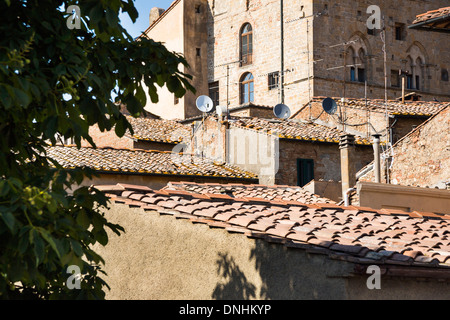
[395,23,406,41]
[297,159,314,187]
[415,75,420,90]
[350,67,356,82]
[406,74,413,89]
[268,72,279,90]
[358,68,366,83]
[391,70,400,87]
[209,81,219,107]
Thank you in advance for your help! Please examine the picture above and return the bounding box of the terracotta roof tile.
[412,7,450,25]
[305,97,449,118]
[46,146,258,180]
[103,183,450,275]
[163,181,335,204]
[228,117,370,145]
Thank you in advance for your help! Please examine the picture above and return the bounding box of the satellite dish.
[273,103,291,119]
[196,95,214,113]
[322,97,338,115]
[216,105,228,117]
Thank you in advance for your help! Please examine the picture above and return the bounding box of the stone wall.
[206,0,450,120]
[143,0,450,121]
[359,106,450,188]
[206,0,314,115]
[276,139,373,190]
[293,99,431,144]
[386,106,449,188]
[312,0,450,101]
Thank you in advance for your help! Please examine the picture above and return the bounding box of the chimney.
[372,134,382,183]
[340,134,356,203]
[149,7,165,26]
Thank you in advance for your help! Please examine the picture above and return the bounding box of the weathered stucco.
[94,203,450,300]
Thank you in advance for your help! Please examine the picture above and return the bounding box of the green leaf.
[33,233,45,266]
[70,239,83,257]
[89,5,104,24]
[114,117,127,137]
[38,228,61,259]
[0,212,15,232]
[105,8,117,28]
[76,210,90,229]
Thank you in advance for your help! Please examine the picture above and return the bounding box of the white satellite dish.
[273,103,291,119]
[322,97,338,115]
[216,105,228,117]
[196,95,214,113]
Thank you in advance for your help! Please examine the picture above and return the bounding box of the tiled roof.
[125,116,191,144]
[411,7,450,26]
[99,183,450,273]
[297,97,449,118]
[46,146,258,180]
[163,181,335,204]
[229,117,371,145]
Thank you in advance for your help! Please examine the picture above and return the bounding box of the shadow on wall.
[212,240,350,300]
[212,253,257,300]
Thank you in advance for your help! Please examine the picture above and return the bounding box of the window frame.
[297,158,314,187]
[240,72,254,104]
[209,81,220,107]
[268,71,279,90]
[240,23,253,66]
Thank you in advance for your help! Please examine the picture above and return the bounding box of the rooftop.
[99,183,450,273]
[293,97,449,118]
[228,116,371,145]
[410,7,450,32]
[163,181,335,204]
[46,146,258,180]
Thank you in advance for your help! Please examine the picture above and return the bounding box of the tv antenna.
[273,103,291,119]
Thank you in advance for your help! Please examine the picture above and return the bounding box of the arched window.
[442,69,449,82]
[240,72,254,104]
[415,57,423,90]
[240,23,253,66]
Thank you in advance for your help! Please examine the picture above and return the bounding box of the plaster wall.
[94,203,450,300]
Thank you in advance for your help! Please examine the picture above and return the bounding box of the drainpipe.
[372,134,381,183]
[280,0,285,104]
[344,188,355,207]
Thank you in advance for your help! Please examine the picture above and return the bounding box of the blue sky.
[120,0,175,38]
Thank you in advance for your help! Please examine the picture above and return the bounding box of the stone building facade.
[144,0,450,120]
